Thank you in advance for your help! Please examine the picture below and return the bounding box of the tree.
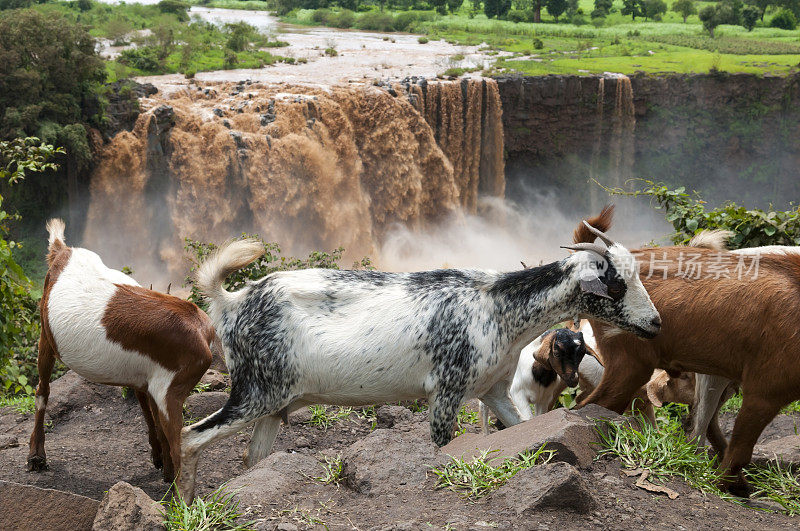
[741,4,760,28]
[642,0,667,19]
[594,0,613,16]
[546,0,568,20]
[621,0,644,19]
[484,0,512,17]
[446,0,463,12]
[0,10,104,228]
[746,0,772,21]
[699,4,723,36]
[771,8,798,27]
[0,138,62,394]
[672,0,696,22]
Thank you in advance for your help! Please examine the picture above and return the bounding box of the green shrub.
[311,8,332,23]
[770,9,797,30]
[118,46,163,72]
[157,0,190,21]
[356,12,396,31]
[395,11,419,31]
[329,9,356,28]
[612,181,800,248]
[532,37,544,49]
[418,36,429,44]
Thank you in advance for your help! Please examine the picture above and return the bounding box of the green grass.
[430,445,555,498]
[454,405,480,436]
[312,453,345,486]
[0,394,35,414]
[305,405,354,429]
[598,407,800,515]
[721,393,800,414]
[161,484,255,531]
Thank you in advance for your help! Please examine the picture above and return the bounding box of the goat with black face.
[537,328,587,388]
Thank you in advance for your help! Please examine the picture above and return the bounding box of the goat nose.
[650,316,662,329]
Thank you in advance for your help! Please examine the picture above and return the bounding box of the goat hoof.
[27,455,48,472]
[152,454,164,470]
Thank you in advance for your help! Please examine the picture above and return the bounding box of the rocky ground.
[0,371,798,530]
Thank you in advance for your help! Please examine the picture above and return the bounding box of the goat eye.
[606,278,625,300]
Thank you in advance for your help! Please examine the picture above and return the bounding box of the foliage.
[746,459,800,515]
[430,446,555,498]
[596,414,730,496]
[611,181,800,248]
[770,8,798,28]
[306,405,354,429]
[0,394,35,413]
[312,453,346,485]
[158,0,190,21]
[0,10,105,145]
[485,0,512,18]
[672,0,696,22]
[184,235,364,307]
[161,484,255,531]
[641,33,800,54]
[741,4,760,29]
[454,405,480,435]
[699,4,732,37]
[593,0,613,16]
[621,0,644,19]
[545,0,567,20]
[642,0,667,20]
[0,138,63,396]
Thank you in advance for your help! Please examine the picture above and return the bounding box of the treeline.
[270,0,800,28]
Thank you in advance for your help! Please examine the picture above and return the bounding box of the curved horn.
[561,243,608,256]
[582,220,615,247]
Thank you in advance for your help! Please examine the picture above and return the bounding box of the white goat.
[178,223,661,500]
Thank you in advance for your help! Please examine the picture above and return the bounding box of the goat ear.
[579,276,613,300]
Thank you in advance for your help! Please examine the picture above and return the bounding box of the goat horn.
[520,261,528,269]
[561,243,608,256]
[582,220,615,247]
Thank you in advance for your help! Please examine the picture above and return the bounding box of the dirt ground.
[0,378,798,530]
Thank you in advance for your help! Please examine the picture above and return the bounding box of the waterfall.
[83,79,505,280]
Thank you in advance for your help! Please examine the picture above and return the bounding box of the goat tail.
[688,230,733,251]
[573,204,614,244]
[195,239,264,308]
[45,218,67,266]
[46,218,66,248]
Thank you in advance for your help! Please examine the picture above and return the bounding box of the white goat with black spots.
[178,223,661,500]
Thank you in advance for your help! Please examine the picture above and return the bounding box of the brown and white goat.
[29,219,214,483]
[575,206,800,496]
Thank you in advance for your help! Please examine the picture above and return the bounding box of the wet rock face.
[496,73,800,210]
[92,481,165,531]
[104,80,158,136]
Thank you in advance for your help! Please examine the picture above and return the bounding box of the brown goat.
[575,206,800,496]
[29,219,214,483]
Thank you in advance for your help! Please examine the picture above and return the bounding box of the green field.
[281,2,800,75]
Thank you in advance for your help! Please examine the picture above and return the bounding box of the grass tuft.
[306,405,353,429]
[312,453,346,486]
[161,484,255,531]
[430,445,555,498]
[0,394,35,414]
[747,459,800,515]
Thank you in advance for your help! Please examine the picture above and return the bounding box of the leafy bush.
[395,11,419,31]
[770,9,797,30]
[613,181,800,248]
[184,236,364,308]
[118,46,163,72]
[418,36,429,43]
[311,8,332,23]
[355,11,395,31]
[532,37,544,49]
[0,138,64,396]
[329,9,356,28]
[157,0,190,21]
